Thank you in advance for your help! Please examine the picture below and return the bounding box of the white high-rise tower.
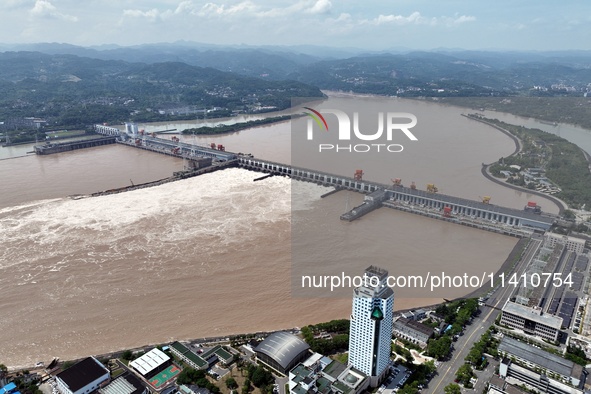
[348,266,394,387]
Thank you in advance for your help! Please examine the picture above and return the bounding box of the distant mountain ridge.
[2,42,591,93]
[1,42,591,131]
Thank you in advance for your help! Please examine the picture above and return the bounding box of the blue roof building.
[0,382,17,394]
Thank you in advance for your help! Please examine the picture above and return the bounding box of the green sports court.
[149,365,181,389]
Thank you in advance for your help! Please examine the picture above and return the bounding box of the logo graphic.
[304,107,329,131]
[302,107,418,153]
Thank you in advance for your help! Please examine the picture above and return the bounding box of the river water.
[1,95,579,368]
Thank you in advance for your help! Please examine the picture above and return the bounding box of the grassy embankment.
[182,115,292,135]
[473,115,591,209]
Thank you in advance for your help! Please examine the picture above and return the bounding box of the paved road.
[472,358,499,393]
[424,238,541,393]
[276,376,288,394]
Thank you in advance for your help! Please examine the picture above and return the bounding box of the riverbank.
[441,96,591,132]
[464,114,569,214]
[181,115,292,135]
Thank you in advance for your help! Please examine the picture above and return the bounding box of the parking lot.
[208,365,230,380]
[379,364,412,393]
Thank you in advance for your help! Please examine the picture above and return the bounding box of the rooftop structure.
[0,383,18,394]
[179,385,211,394]
[201,345,234,365]
[289,355,368,394]
[500,301,562,341]
[545,233,586,254]
[392,317,434,346]
[54,357,110,394]
[498,337,586,387]
[99,374,148,394]
[500,357,586,394]
[255,332,311,374]
[129,349,170,377]
[170,342,207,370]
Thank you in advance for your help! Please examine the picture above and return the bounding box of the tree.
[226,377,238,390]
[444,383,461,394]
[176,368,206,385]
[397,382,419,394]
[121,350,133,361]
[563,210,576,220]
[242,378,252,394]
[427,337,452,360]
[455,309,471,327]
[423,360,437,376]
[250,366,274,388]
[455,364,473,385]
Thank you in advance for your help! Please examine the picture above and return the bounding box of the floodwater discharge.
[1,96,559,367]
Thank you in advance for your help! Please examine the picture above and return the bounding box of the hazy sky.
[1,0,590,50]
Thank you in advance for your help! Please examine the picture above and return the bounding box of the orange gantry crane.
[426,183,439,193]
[354,170,364,181]
[391,178,402,187]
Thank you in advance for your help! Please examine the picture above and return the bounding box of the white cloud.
[333,13,351,22]
[120,0,331,23]
[307,0,331,15]
[122,8,162,21]
[256,0,332,18]
[364,11,475,27]
[444,14,476,26]
[30,0,78,22]
[198,1,257,17]
[174,1,199,15]
[368,12,424,25]
[256,1,305,18]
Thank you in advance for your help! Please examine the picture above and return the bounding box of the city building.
[545,233,586,254]
[129,348,171,378]
[486,379,530,394]
[500,301,562,342]
[392,317,434,346]
[54,357,110,394]
[99,374,149,394]
[179,385,211,394]
[200,345,234,367]
[255,332,311,375]
[499,358,585,394]
[348,266,394,387]
[399,309,426,321]
[0,382,19,394]
[289,353,369,394]
[170,342,208,370]
[498,337,587,389]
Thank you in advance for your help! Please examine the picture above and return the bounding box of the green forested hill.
[0,51,324,129]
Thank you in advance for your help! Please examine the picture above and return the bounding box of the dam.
[34,123,556,235]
